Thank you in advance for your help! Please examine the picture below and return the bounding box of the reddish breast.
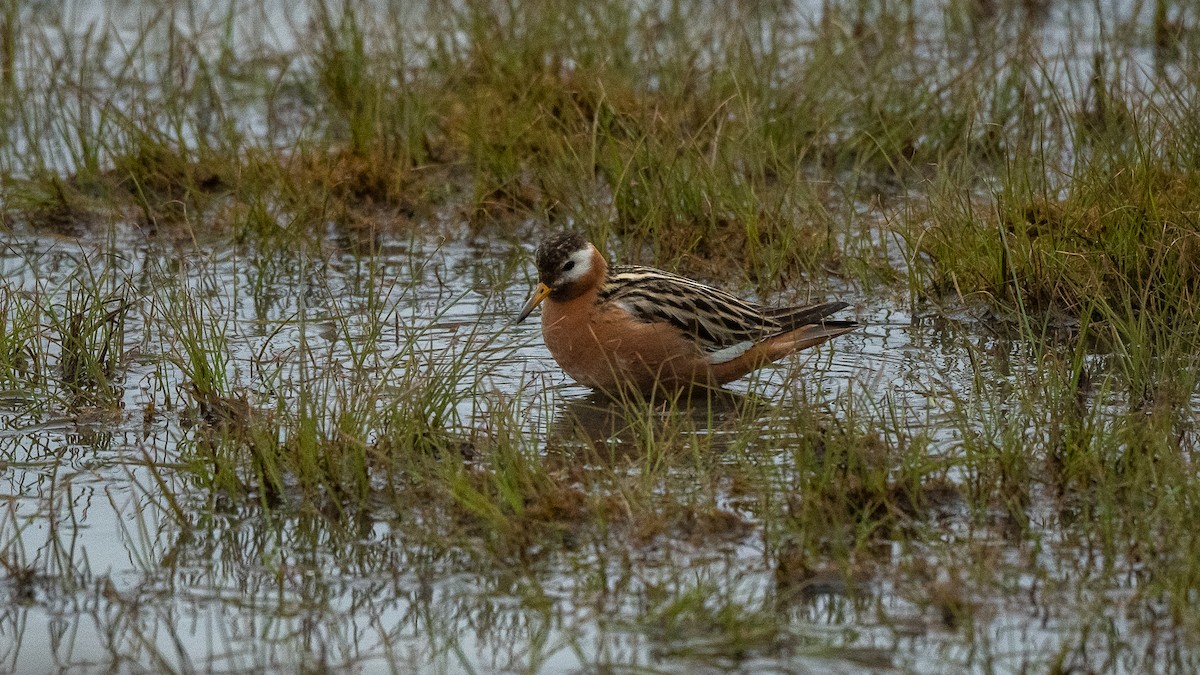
[541,292,613,388]
[542,296,715,391]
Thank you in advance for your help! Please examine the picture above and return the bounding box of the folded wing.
[600,266,854,355]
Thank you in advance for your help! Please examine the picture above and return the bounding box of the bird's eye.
[563,260,576,272]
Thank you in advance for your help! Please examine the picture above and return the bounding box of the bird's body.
[517,233,857,393]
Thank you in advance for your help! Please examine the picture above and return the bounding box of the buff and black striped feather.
[598,265,854,355]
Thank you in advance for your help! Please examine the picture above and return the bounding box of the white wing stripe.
[707,341,754,364]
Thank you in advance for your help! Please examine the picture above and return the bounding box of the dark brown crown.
[534,232,589,285]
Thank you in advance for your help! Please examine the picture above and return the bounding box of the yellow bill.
[516,282,552,322]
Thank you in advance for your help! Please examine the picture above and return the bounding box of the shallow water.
[1,224,1189,674]
[3,0,1199,672]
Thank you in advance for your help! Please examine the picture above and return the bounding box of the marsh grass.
[3,0,1200,671]
[2,0,1076,283]
[6,0,1189,300]
[3,226,1199,669]
[0,282,41,388]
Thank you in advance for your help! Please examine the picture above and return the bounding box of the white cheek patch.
[707,341,754,364]
[559,246,594,283]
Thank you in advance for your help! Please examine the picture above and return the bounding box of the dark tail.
[766,301,856,332]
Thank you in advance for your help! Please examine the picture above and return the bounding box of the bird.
[515,232,858,393]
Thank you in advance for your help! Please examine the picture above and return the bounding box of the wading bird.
[516,232,857,393]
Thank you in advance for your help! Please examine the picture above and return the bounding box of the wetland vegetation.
[2,0,1200,671]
